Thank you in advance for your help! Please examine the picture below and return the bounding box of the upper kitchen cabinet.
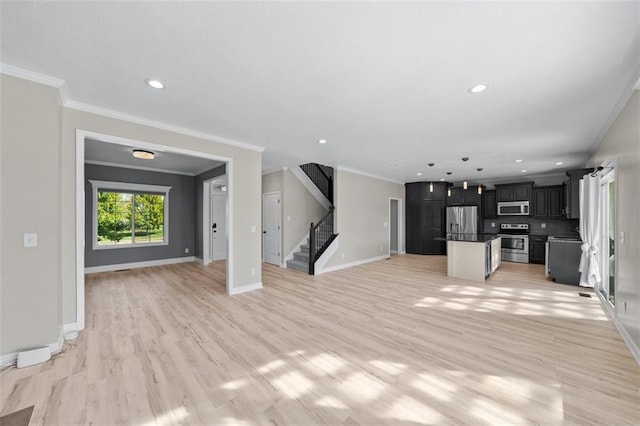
[484,190,497,218]
[565,168,593,219]
[533,185,564,218]
[446,185,484,206]
[495,182,533,202]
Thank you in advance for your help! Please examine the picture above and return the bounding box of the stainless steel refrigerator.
[446,206,478,235]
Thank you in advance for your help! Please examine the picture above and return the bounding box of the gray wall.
[194,164,226,259]
[587,89,640,354]
[1,74,62,354]
[84,164,196,267]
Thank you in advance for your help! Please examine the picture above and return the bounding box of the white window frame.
[90,180,172,250]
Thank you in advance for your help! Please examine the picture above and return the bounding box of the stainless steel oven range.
[498,223,529,263]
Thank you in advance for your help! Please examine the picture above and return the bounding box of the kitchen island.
[441,234,502,282]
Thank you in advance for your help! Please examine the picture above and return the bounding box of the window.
[90,180,171,250]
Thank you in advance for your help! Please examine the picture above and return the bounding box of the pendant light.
[447,187,452,197]
[463,180,468,190]
[477,186,482,195]
[429,182,434,192]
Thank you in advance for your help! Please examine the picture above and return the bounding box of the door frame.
[598,161,616,304]
[76,129,234,331]
[388,197,403,256]
[262,191,281,265]
[202,178,228,265]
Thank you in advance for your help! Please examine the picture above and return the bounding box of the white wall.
[1,75,63,354]
[587,90,640,351]
[325,169,404,268]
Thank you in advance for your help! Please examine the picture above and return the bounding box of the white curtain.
[578,174,601,287]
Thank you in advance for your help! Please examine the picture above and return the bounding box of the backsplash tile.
[483,216,579,236]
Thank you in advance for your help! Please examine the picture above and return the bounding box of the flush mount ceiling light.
[318,139,327,144]
[144,79,165,89]
[515,159,523,163]
[555,162,564,166]
[468,84,488,94]
[132,149,155,160]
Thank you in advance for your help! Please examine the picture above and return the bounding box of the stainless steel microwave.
[497,201,530,216]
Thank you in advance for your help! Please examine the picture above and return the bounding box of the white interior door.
[211,190,228,261]
[263,192,281,265]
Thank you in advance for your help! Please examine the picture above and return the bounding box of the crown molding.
[0,63,69,103]
[335,165,404,185]
[1,62,265,153]
[65,100,265,153]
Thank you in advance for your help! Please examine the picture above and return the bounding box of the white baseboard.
[316,254,389,275]
[0,321,78,367]
[399,250,406,254]
[596,292,640,365]
[194,257,205,265]
[229,282,263,295]
[84,256,196,274]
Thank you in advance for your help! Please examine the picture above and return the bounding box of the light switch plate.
[23,233,37,247]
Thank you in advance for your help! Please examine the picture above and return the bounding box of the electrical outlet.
[251,225,256,233]
[184,248,189,254]
[23,233,37,248]
[541,223,546,229]
[491,222,496,228]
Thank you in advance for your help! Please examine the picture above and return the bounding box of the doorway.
[76,129,234,331]
[262,192,281,266]
[389,198,402,255]
[210,184,228,261]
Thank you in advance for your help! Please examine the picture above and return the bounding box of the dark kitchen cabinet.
[406,182,446,254]
[565,168,593,219]
[484,190,497,218]
[529,235,547,264]
[533,186,564,218]
[495,182,533,202]
[446,185,483,207]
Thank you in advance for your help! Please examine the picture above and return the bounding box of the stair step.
[294,251,309,262]
[286,259,308,273]
[299,244,309,253]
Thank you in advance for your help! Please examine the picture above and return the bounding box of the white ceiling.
[85,138,224,176]
[2,2,639,184]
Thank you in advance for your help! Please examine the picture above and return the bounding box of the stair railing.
[300,163,333,204]
[308,206,335,275]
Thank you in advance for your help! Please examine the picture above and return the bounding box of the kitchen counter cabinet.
[446,236,501,282]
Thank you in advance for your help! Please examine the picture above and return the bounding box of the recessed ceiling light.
[515,159,523,163]
[417,172,422,176]
[521,169,527,173]
[133,149,155,160]
[555,162,564,166]
[318,139,327,144]
[145,79,165,89]
[468,84,488,94]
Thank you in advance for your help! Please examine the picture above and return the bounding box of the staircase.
[286,163,338,275]
[286,238,310,273]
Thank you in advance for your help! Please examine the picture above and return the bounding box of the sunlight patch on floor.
[384,395,443,424]
[221,379,247,390]
[306,353,346,375]
[411,372,457,401]
[470,397,526,425]
[257,359,286,374]
[339,372,386,402]
[272,370,314,399]
[314,395,349,409]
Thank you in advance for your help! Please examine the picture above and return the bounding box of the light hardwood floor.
[1,255,638,425]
